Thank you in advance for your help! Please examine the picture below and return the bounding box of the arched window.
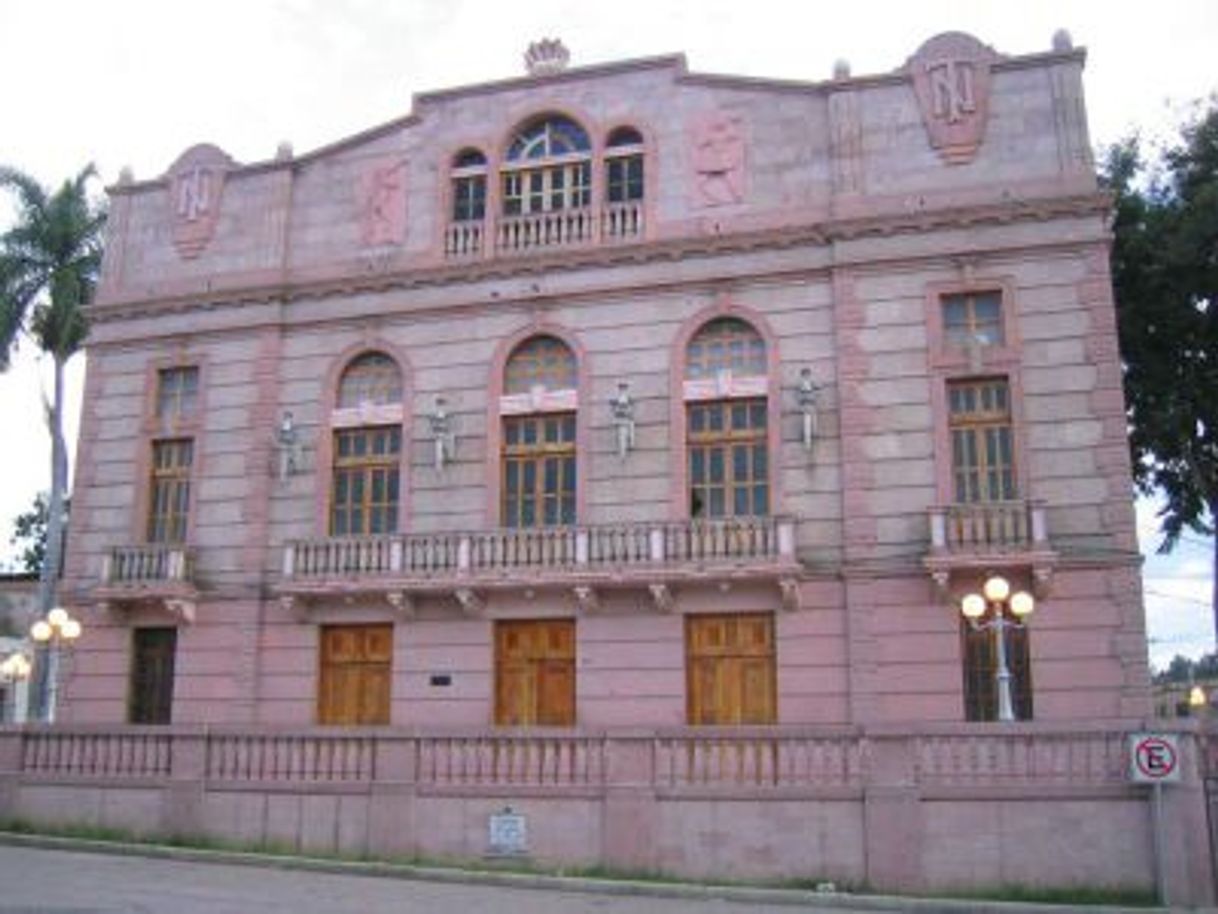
[501,336,577,527]
[504,335,578,394]
[451,148,487,223]
[332,352,403,536]
[605,126,644,205]
[685,317,767,380]
[684,319,768,518]
[337,352,402,408]
[502,115,592,217]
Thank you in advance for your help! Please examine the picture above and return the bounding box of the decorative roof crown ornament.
[525,38,570,76]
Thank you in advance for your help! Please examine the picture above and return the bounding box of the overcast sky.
[1,0,1215,664]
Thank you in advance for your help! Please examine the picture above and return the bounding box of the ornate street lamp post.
[30,607,82,724]
[960,575,1034,723]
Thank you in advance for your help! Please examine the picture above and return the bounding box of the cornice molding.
[88,192,1110,325]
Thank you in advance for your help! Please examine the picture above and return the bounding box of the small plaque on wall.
[429,674,452,687]
[488,807,528,856]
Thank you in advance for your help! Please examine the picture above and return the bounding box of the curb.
[0,831,1173,914]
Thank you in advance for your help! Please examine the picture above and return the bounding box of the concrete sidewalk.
[0,831,1193,914]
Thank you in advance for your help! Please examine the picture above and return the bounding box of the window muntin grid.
[147,438,193,544]
[504,336,577,394]
[943,290,1005,348]
[685,318,767,380]
[337,352,402,409]
[687,398,768,518]
[948,378,1016,503]
[501,413,577,528]
[330,426,401,536]
[156,367,199,421]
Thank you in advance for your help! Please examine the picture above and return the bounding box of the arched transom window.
[502,115,592,217]
[337,352,403,408]
[683,318,769,519]
[501,335,578,528]
[685,317,767,380]
[504,335,578,394]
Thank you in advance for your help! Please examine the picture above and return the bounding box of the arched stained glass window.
[507,116,591,161]
[685,318,766,380]
[502,116,592,217]
[504,335,577,394]
[337,352,402,408]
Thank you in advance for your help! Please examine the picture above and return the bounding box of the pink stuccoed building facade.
[3,32,1214,903]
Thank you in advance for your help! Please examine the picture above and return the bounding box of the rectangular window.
[948,379,1016,503]
[942,291,1004,349]
[686,613,776,725]
[688,399,768,518]
[129,627,177,724]
[331,426,401,535]
[156,366,199,422]
[502,413,576,527]
[606,154,644,203]
[494,619,575,726]
[961,611,1033,721]
[317,624,392,725]
[147,438,193,543]
[452,174,486,222]
[501,164,591,216]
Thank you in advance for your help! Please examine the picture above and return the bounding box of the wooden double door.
[686,613,776,725]
[494,619,575,726]
[318,624,392,725]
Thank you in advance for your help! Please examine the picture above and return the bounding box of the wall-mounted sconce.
[429,396,456,470]
[276,410,304,480]
[610,382,635,460]
[796,368,821,452]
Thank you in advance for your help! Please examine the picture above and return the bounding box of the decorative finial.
[276,141,294,160]
[833,59,851,80]
[118,166,134,185]
[1052,29,1073,51]
[525,38,570,76]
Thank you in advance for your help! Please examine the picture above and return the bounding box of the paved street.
[0,845,856,914]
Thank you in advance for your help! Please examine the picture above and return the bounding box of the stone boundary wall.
[0,724,1209,905]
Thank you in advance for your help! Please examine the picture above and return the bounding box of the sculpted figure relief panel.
[688,111,747,207]
[359,157,408,247]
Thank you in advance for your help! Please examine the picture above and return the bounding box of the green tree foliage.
[10,492,50,575]
[1153,651,1218,685]
[0,165,105,626]
[1103,102,1218,645]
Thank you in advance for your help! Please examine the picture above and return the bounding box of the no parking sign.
[1129,733,1181,783]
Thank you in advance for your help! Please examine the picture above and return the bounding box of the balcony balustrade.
[443,202,645,261]
[924,499,1057,594]
[277,516,799,615]
[92,544,199,622]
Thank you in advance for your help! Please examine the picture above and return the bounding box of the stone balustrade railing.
[102,545,195,585]
[444,203,644,261]
[206,732,376,783]
[9,725,1144,791]
[281,517,797,583]
[418,733,605,787]
[927,500,1049,554]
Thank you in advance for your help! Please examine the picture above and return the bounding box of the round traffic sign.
[1133,736,1179,780]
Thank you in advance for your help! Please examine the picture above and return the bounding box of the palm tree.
[0,164,106,713]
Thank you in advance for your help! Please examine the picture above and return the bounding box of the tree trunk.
[33,353,69,721]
